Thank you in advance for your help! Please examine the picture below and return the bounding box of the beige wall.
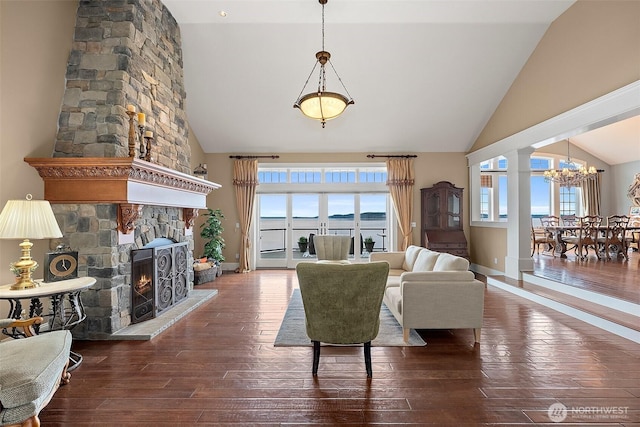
[468,0,640,272]
[0,1,77,285]
[472,1,640,151]
[3,0,636,280]
[201,152,469,265]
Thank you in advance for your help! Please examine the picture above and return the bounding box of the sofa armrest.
[0,317,44,337]
[400,270,475,282]
[399,280,485,328]
[370,251,406,269]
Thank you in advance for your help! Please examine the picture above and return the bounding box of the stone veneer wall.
[50,0,195,339]
[53,203,193,339]
[54,0,190,172]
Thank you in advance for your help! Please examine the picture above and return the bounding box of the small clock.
[44,250,79,282]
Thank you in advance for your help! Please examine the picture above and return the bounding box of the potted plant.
[200,208,225,276]
[364,236,375,253]
[298,236,308,253]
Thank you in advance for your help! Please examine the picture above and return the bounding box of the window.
[559,186,578,216]
[258,166,387,185]
[476,158,507,221]
[257,170,287,183]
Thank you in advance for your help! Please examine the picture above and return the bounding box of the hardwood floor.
[42,269,640,426]
[532,249,639,304]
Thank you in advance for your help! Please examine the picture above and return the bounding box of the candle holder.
[143,135,153,162]
[138,125,146,159]
[126,110,137,157]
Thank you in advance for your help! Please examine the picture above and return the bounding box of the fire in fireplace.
[131,241,189,324]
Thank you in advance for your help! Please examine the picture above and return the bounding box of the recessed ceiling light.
[219,10,227,17]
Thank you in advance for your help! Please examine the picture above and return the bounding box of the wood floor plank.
[39,264,640,426]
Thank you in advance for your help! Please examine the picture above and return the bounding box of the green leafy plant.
[364,236,374,244]
[200,208,225,263]
[297,236,308,253]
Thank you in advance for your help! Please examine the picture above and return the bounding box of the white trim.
[466,80,640,164]
[487,278,640,344]
[523,273,639,317]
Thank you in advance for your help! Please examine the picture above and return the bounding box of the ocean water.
[259,217,388,252]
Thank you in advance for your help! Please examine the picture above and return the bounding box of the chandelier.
[543,139,598,187]
[293,0,354,128]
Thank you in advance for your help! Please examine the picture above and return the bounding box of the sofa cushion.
[412,249,440,272]
[386,275,401,288]
[433,252,469,271]
[384,287,403,315]
[401,245,423,271]
[0,330,71,424]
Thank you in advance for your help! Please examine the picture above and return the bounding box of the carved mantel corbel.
[183,208,199,229]
[118,203,144,234]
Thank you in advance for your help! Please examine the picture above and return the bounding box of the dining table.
[546,225,640,258]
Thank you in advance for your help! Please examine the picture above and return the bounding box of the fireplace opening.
[131,240,189,324]
[131,248,154,323]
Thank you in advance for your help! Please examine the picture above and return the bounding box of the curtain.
[233,159,258,273]
[580,173,601,216]
[386,158,415,251]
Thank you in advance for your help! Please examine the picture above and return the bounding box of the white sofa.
[370,245,485,343]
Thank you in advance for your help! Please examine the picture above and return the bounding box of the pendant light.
[293,0,354,128]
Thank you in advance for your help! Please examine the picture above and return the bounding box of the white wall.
[612,161,640,214]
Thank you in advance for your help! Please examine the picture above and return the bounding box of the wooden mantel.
[25,157,221,234]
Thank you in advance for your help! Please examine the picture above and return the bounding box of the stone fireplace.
[131,240,188,324]
[25,0,219,339]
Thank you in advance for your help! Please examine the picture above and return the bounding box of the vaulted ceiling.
[163,1,638,165]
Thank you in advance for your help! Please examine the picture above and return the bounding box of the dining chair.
[531,220,556,256]
[296,261,390,377]
[562,215,603,260]
[599,215,630,260]
[626,216,640,252]
[560,214,578,227]
[559,214,578,252]
[540,215,560,228]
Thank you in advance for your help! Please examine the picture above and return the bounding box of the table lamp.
[0,194,63,290]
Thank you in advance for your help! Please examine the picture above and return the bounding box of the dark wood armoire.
[420,181,469,258]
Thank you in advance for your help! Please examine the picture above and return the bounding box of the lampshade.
[0,194,62,290]
[295,91,353,122]
[0,196,63,239]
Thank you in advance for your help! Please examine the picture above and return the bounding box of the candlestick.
[138,124,146,160]
[137,112,146,126]
[126,110,136,157]
[126,104,135,112]
[143,136,153,162]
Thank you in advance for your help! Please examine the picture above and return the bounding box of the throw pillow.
[433,253,469,271]
[412,249,440,272]
[402,245,423,271]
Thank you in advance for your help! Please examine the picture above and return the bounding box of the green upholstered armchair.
[295,261,389,377]
[0,317,71,427]
[312,235,351,262]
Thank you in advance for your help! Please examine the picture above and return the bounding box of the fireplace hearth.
[131,242,189,324]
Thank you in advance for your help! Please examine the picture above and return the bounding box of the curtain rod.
[367,154,417,159]
[229,155,280,159]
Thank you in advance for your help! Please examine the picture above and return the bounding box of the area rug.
[274,289,426,347]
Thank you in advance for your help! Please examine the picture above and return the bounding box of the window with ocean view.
[256,164,390,267]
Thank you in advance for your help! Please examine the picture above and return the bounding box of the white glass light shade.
[295,91,353,122]
[0,198,63,240]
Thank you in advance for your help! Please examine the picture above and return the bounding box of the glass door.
[256,194,288,268]
[255,192,390,267]
[290,194,320,267]
[326,194,357,260]
[360,194,388,257]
